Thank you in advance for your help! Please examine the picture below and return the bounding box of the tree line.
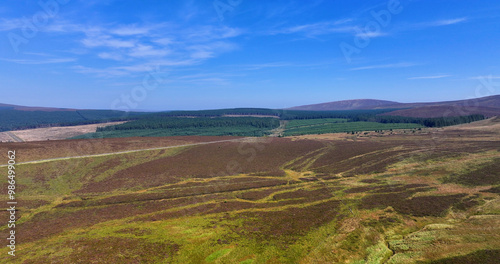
[97,117,280,131]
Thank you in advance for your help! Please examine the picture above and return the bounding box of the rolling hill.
[382,105,500,118]
[0,103,76,111]
[288,95,500,118]
[287,99,402,111]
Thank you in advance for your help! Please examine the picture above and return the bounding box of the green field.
[74,126,276,138]
[284,118,347,128]
[283,121,424,136]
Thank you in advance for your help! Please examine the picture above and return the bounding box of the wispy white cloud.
[381,17,469,36]
[72,65,126,77]
[73,64,164,77]
[82,33,136,48]
[402,17,469,32]
[110,24,160,36]
[355,30,388,38]
[173,72,242,86]
[272,20,355,37]
[97,52,124,61]
[408,75,451,80]
[178,76,229,85]
[73,22,241,75]
[350,62,417,71]
[183,25,242,42]
[44,21,90,33]
[465,75,500,85]
[187,41,237,60]
[72,58,199,77]
[128,45,170,58]
[269,18,394,40]
[230,61,336,72]
[237,62,293,71]
[468,75,500,80]
[426,17,468,27]
[0,18,23,31]
[153,37,174,45]
[22,52,51,56]
[0,14,242,77]
[274,14,467,39]
[112,64,161,73]
[0,57,76,64]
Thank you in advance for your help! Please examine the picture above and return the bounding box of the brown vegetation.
[3,121,500,263]
[0,135,242,162]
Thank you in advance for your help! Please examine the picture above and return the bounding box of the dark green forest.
[0,109,146,132]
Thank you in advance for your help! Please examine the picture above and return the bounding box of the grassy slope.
[283,121,424,136]
[1,129,499,263]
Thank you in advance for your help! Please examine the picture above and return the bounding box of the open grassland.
[283,122,424,136]
[0,124,499,263]
[284,118,347,129]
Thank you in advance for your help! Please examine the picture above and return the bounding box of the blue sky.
[1,0,499,110]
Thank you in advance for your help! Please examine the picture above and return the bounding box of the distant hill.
[0,103,76,111]
[287,99,402,111]
[383,105,500,118]
[288,95,500,118]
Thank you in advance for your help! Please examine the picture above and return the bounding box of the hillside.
[1,125,499,263]
[288,99,401,111]
[0,103,76,111]
[288,95,500,118]
[391,94,500,109]
[382,105,500,118]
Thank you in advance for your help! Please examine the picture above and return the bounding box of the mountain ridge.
[287,95,500,118]
[2,94,499,118]
[0,103,76,112]
[288,95,500,111]
[287,99,402,111]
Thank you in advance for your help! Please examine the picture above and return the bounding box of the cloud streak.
[0,58,76,64]
[401,17,469,32]
[426,17,468,27]
[271,19,356,37]
[350,62,417,71]
[408,75,451,80]
[468,75,500,80]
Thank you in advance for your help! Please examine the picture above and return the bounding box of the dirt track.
[5,131,24,142]
[0,137,246,167]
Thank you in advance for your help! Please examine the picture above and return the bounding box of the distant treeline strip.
[372,114,485,127]
[97,117,280,131]
[0,107,486,133]
[141,109,485,127]
[151,108,398,120]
